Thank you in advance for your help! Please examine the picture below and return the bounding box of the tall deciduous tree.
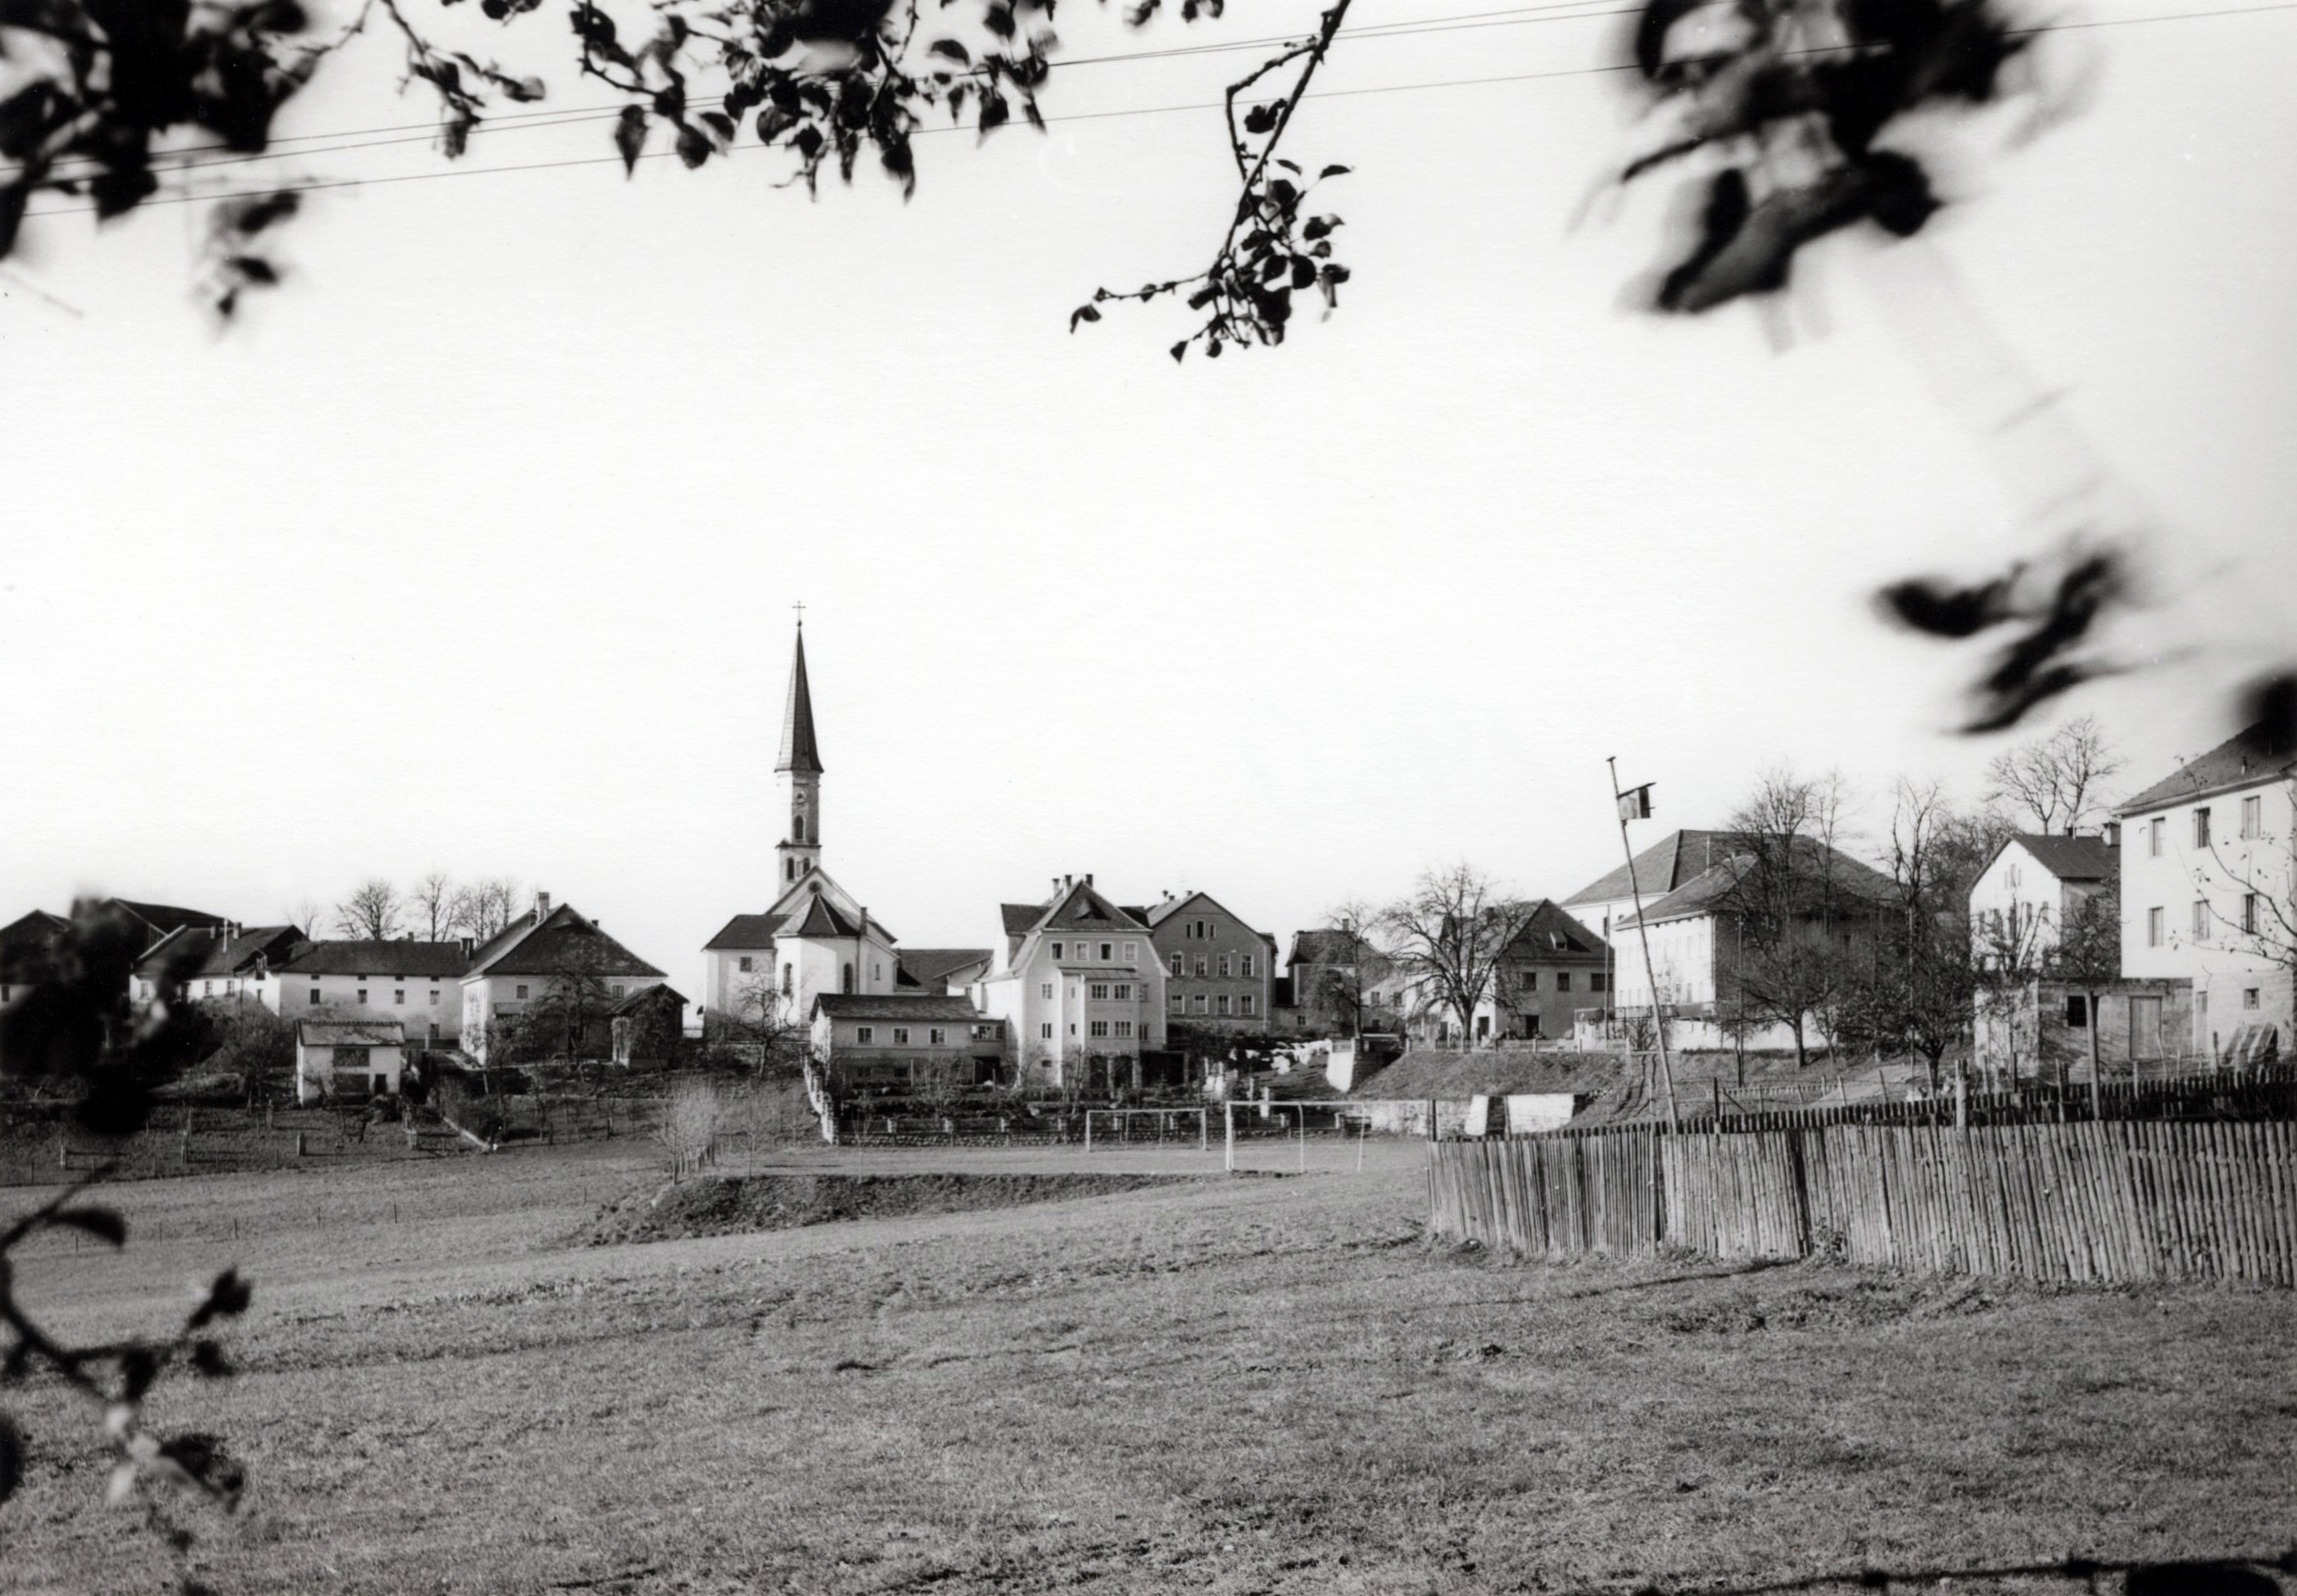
[1984,715,2124,835]
[451,878,524,940]
[410,872,458,941]
[2048,879,2122,1109]
[1373,866,1540,1048]
[333,879,404,941]
[1714,767,1875,1070]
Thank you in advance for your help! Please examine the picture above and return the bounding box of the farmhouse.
[295,1016,409,1103]
[461,894,670,1061]
[276,938,476,1042]
[1969,832,2118,968]
[133,922,310,1009]
[811,993,1005,1086]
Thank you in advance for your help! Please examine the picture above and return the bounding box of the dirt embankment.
[583,1170,1202,1245]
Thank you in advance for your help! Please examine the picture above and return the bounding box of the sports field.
[0,1140,2289,1595]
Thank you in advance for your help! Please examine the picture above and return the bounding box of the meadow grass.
[0,1143,2289,1596]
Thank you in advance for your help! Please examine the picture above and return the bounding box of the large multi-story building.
[971,875,1167,1087]
[274,939,477,1044]
[2117,711,2295,1060]
[1143,891,1274,1033]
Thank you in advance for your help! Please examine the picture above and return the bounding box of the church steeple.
[775,617,824,886]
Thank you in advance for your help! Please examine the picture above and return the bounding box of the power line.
[19,0,2294,220]
[14,0,1633,178]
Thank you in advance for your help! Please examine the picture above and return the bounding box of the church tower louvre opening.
[776,615,825,886]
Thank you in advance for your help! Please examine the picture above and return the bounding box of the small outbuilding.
[295,1016,409,1104]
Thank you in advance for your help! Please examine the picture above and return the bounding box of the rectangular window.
[513,984,525,1000]
[2147,908,2164,947]
[1557,973,1573,993]
[1099,943,1113,961]
[2192,901,2210,938]
[893,1027,910,1045]
[1170,953,1183,975]
[857,1026,875,1043]
[1112,984,1131,1000]
[611,983,625,998]
[357,987,369,1002]
[1193,994,1209,1014]
[1114,1020,1134,1038]
[2244,893,2261,934]
[1208,921,1220,939]
[1040,1022,1053,1039]
[1194,955,1208,977]
[394,989,406,1005]
[1218,953,1232,978]
[1590,973,1607,993]
[2245,988,2261,1009]
[1124,942,1138,963]
[1090,1019,1110,1038]
[1051,942,1063,960]
[308,988,321,1005]
[2194,807,2211,848]
[428,991,439,1006]
[1241,954,1254,977]
[1171,992,1184,1010]
[1521,971,1538,993]
[2242,795,2263,838]
[1217,994,1231,1016]
[738,955,753,973]
[1090,983,1110,1001]
[1240,994,1254,1015]
[929,1027,947,1045]
[2065,994,2088,1028]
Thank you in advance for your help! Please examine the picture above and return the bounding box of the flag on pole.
[1617,784,1653,821]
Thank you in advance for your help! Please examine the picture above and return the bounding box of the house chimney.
[2103,820,2122,848]
[459,936,475,958]
[1051,876,1062,898]
[533,891,550,924]
[1085,873,1093,888]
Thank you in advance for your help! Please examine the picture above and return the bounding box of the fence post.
[1085,1111,1093,1155]
[1224,1101,1235,1173]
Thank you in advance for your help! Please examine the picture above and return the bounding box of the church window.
[782,964,793,996]
[786,859,796,881]
[893,1027,910,1045]
[857,1027,875,1043]
[738,956,753,973]
[793,814,806,843]
[842,963,855,993]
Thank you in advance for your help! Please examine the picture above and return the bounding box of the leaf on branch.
[1170,339,1187,362]
[977,92,1009,136]
[1318,163,1350,177]
[190,1269,253,1329]
[1241,103,1278,135]
[929,37,970,63]
[614,106,649,175]
[50,1206,127,1247]
[699,111,737,147]
[189,1340,234,1380]
[1069,303,1102,332]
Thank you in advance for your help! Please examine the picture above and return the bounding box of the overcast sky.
[2,0,2292,995]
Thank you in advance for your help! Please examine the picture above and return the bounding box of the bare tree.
[1304,899,1389,1039]
[716,973,814,1080]
[656,1079,724,1183]
[451,878,525,940]
[333,879,404,941]
[1984,715,2125,835]
[410,872,458,941]
[1715,767,1877,1069]
[2048,880,2122,1111]
[288,899,326,938]
[1374,866,1542,1049]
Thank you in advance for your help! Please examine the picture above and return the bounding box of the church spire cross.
[776,616,824,776]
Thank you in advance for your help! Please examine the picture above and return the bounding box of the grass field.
[1,1140,2290,1596]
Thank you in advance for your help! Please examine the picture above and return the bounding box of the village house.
[2,899,229,1005]
[274,939,476,1044]
[1284,927,1393,1037]
[895,948,996,995]
[1473,899,1609,1043]
[971,875,1168,1089]
[1969,832,2119,968]
[810,993,1006,1086]
[1585,835,1894,1052]
[294,1016,410,1103]
[131,922,309,1010]
[2117,710,2295,1061]
[461,894,671,1061]
[1143,891,1274,1032]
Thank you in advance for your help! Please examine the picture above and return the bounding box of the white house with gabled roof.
[971,875,1166,1087]
[460,894,668,1061]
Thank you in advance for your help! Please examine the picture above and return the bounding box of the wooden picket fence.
[1427,1120,2297,1286]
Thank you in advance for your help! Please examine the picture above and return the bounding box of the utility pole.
[1608,758,1681,1131]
